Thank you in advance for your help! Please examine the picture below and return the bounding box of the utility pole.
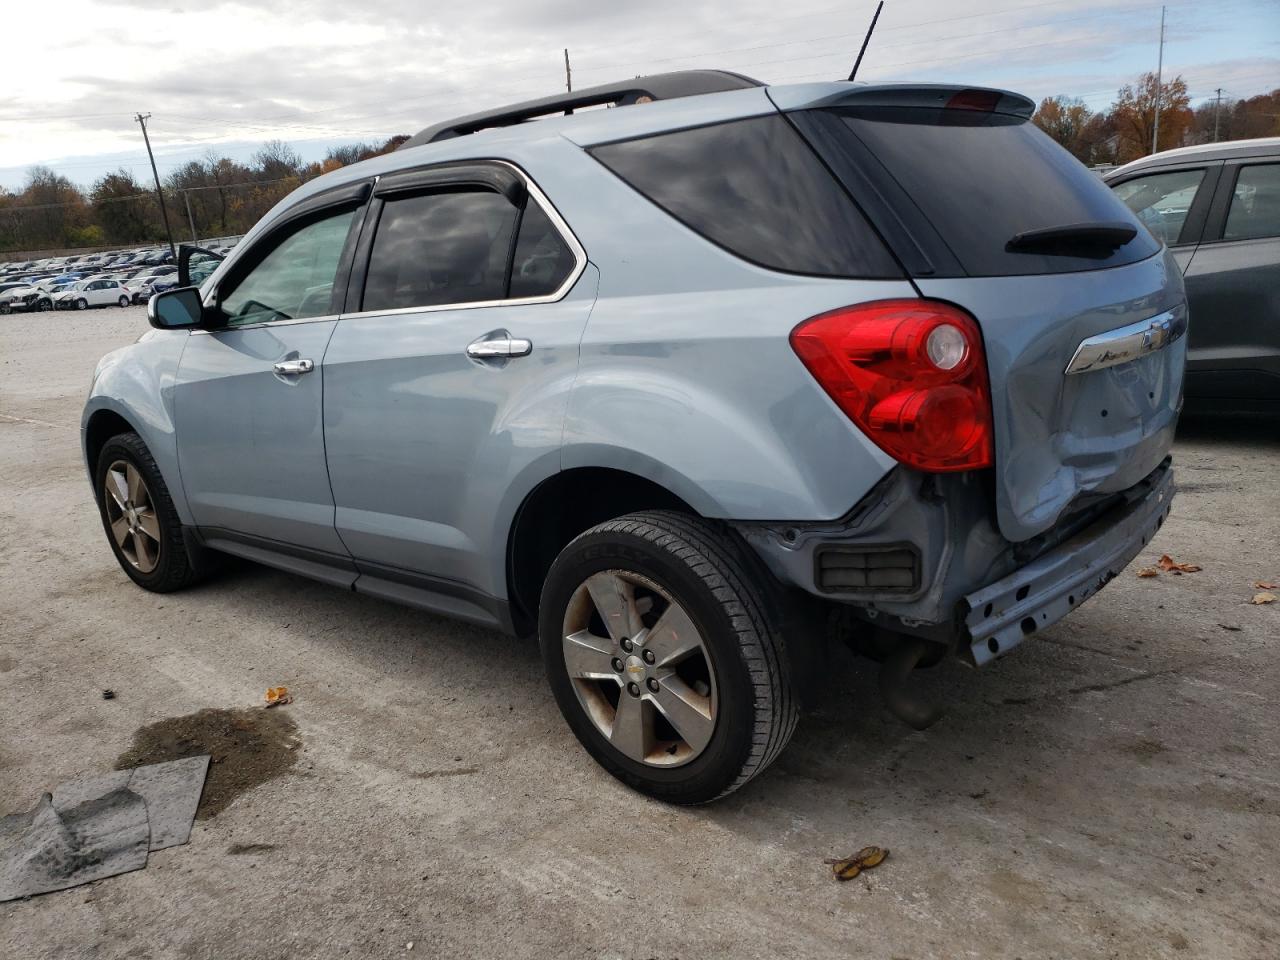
[135,113,176,260]
[1213,87,1223,142]
[181,189,198,243]
[564,48,572,93]
[1152,5,1166,155]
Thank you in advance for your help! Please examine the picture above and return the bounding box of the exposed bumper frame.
[962,460,1174,666]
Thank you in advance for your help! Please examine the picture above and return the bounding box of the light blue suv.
[84,71,1185,802]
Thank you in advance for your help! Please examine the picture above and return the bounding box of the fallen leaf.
[1217,623,1242,632]
[1137,567,1160,578]
[1255,580,1277,590]
[265,686,292,707]
[1251,592,1277,606]
[1157,554,1202,574]
[825,845,890,881]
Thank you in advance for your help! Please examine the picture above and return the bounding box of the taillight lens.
[790,299,993,472]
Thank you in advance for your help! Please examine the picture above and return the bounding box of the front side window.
[1224,163,1280,241]
[219,208,356,326]
[1111,168,1206,245]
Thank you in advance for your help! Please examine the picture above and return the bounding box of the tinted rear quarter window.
[589,115,902,279]
[804,107,1161,277]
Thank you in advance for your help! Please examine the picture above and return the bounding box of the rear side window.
[804,107,1161,277]
[1111,168,1206,245]
[361,190,578,312]
[1224,163,1280,241]
[589,116,902,279]
[363,190,519,311]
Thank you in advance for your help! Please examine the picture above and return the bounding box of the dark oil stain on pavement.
[114,707,300,819]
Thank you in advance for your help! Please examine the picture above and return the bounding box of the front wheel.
[94,432,200,592]
[75,297,88,311]
[539,511,798,804]
[38,299,51,311]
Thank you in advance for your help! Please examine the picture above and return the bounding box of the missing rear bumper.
[962,461,1174,666]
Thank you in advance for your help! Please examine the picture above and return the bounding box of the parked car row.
[0,238,241,315]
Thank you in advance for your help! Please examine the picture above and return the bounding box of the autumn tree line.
[1033,73,1280,166]
[0,135,407,255]
[3,74,1278,255]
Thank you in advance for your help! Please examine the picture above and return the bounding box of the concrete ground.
[2,306,1277,960]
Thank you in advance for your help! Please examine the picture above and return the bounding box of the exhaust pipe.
[879,637,943,730]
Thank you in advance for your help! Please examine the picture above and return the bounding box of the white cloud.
[1,0,1276,189]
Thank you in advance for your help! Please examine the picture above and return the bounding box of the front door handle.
[273,358,315,376]
[466,333,532,360]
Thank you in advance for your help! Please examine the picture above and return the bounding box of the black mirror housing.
[148,286,205,330]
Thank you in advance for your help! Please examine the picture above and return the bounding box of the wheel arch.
[505,466,699,635]
[84,408,137,479]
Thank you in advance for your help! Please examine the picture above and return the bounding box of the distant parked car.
[126,275,177,304]
[0,282,56,314]
[1107,137,1280,401]
[52,278,132,310]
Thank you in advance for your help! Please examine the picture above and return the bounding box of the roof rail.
[398,69,763,150]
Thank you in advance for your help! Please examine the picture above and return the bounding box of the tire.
[539,510,798,804]
[0,302,9,315]
[76,297,88,311]
[38,300,51,312]
[118,295,129,308]
[94,432,200,593]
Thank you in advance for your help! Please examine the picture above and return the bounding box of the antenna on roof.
[848,1,884,82]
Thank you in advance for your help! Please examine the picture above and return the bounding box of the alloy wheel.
[561,570,717,767]
[103,459,161,573]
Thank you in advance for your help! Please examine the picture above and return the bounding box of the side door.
[173,181,371,560]
[1180,160,1280,400]
[321,161,594,621]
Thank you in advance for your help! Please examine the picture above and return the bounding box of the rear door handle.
[466,333,532,360]
[272,358,315,376]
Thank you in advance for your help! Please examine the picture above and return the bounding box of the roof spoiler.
[399,69,764,150]
[766,82,1035,119]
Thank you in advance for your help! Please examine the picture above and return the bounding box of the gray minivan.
[1108,137,1280,402]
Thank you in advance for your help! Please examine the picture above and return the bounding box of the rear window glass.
[589,115,902,279]
[812,107,1161,277]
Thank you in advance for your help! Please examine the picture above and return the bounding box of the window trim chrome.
[338,159,587,322]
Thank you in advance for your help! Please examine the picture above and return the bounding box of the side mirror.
[148,286,205,330]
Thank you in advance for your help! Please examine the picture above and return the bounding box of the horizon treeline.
[2,76,1278,255]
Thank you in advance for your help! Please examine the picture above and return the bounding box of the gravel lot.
[2,305,1278,960]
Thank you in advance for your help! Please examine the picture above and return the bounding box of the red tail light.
[790,299,993,472]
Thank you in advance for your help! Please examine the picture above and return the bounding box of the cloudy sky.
[1,0,1276,190]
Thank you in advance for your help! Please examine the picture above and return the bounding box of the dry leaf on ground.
[1157,554,1202,574]
[264,686,292,707]
[1251,592,1277,605]
[1137,567,1160,578]
[825,845,890,881]
[1255,580,1277,590]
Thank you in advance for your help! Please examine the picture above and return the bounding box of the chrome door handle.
[273,358,314,376]
[466,334,532,359]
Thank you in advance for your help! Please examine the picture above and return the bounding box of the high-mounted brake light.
[946,89,1002,112]
[790,300,993,472]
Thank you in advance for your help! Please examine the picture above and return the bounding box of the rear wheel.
[118,295,129,308]
[94,432,199,592]
[540,511,798,804]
